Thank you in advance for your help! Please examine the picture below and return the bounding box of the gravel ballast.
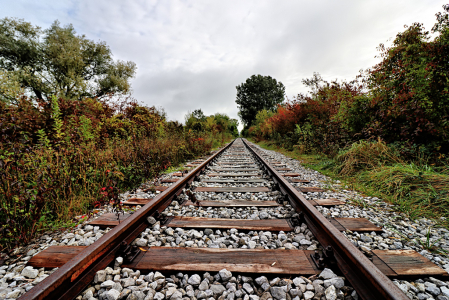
[2,140,449,300]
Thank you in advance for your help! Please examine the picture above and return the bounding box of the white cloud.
[2,0,446,130]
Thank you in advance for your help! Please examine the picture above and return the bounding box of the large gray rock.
[154,271,165,280]
[105,289,121,300]
[270,287,286,300]
[303,290,315,300]
[94,270,107,283]
[165,287,177,298]
[188,274,201,285]
[210,284,226,295]
[6,289,22,299]
[82,289,93,299]
[324,278,344,289]
[292,277,306,287]
[426,285,441,296]
[441,286,449,298]
[219,269,232,281]
[360,235,373,243]
[21,266,38,279]
[289,288,302,297]
[100,280,115,288]
[121,278,136,288]
[199,280,209,291]
[255,276,268,286]
[243,283,254,294]
[319,268,337,280]
[197,291,207,299]
[325,285,337,300]
[136,238,148,247]
[170,290,182,300]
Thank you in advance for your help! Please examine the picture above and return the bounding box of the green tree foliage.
[185,109,239,137]
[365,6,449,153]
[185,109,207,131]
[0,18,136,103]
[235,74,285,128]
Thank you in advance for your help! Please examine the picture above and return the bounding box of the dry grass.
[335,138,402,176]
[254,138,449,228]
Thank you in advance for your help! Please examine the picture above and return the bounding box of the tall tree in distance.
[235,75,285,130]
[0,18,136,103]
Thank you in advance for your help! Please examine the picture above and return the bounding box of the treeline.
[247,6,449,163]
[0,18,238,251]
[185,109,239,143]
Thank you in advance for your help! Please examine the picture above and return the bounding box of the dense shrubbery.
[0,96,226,251]
[249,6,449,163]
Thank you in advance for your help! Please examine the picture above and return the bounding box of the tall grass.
[254,138,449,227]
[360,163,449,220]
[334,138,402,176]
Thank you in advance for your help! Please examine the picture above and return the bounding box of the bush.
[0,96,220,252]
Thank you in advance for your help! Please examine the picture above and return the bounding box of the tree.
[235,74,285,128]
[0,18,136,103]
[185,109,207,131]
[365,5,449,151]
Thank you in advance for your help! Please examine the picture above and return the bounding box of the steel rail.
[242,139,408,300]
[19,141,234,300]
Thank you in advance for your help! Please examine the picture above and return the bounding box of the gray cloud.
[2,0,446,130]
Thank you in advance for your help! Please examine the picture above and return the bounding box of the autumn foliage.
[0,96,216,251]
[250,6,449,161]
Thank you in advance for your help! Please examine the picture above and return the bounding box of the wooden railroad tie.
[182,200,280,207]
[296,186,326,193]
[165,217,293,231]
[122,198,153,206]
[28,247,448,278]
[217,162,255,165]
[143,186,169,192]
[160,179,179,183]
[209,168,260,172]
[289,178,311,183]
[181,198,343,207]
[88,213,381,233]
[282,173,301,177]
[201,179,268,183]
[172,172,185,177]
[206,173,261,177]
[274,168,292,171]
[309,198,345,206]
[193,187,271,193]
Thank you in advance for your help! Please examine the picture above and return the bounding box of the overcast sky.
[2,1,446,130]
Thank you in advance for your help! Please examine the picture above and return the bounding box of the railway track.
[16,138,448,300]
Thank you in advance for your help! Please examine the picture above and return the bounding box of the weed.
[416,227,448,256]
[347,197,371,210]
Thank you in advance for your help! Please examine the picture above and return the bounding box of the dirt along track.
[5,138,449,300]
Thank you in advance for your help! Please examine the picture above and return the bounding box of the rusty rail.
[19,141,233,300]
[242,139,408,300]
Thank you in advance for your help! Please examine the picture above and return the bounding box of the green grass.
[252,138,449,230]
